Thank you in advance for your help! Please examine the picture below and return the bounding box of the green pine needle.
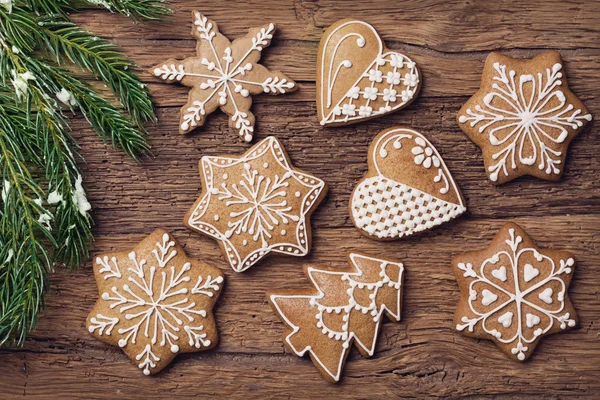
[83,0,172,22]
[0,0,170,345]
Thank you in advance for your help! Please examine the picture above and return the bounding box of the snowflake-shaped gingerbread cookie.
[457,51,591,184]
[86,229,224,375]
[452,222,577,361]
[150,11,296,142]
[184,136,327,272]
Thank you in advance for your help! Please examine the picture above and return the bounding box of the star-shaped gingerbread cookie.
[150,11,296,142]
[452,222,577,362]
[184,136,328,272]
[86,229,224,375]
[457,51,591,184]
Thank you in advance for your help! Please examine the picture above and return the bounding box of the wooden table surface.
[1,1,599,398]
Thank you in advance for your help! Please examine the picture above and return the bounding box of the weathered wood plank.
[1,1,599,398]
[67,98,600,223]
[73,0,600,51]
[119,43,600,100]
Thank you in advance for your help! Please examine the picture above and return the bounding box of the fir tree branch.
[0,0,170,345]
[82,0,171,22]
[40,62,151,159]
[1,6,152,158]
[0,93,54,345]
[10,10,157,127]
[0,36,93,268]
[19,0,74,16]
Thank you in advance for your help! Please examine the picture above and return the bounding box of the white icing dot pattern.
[352,177,465,239]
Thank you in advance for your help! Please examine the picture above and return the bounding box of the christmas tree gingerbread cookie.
[457,51,591,184]
[184,136,327,272]
[317,19,420,126]
[150,11,296,142]
[268,252,404,382]
[452,222,578,361]
[86,229,224,375]
[350,127,466,240]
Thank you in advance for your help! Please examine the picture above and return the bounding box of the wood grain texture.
[1,1,599,398]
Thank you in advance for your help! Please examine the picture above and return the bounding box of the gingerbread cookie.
[350,127,466,240]
[150,11,296,142]
[268,252,404,382]
[184,136,327,272]
[453,222,578,361]
[457,51,591,184]
[86,229,224,375]
[317,19,420,126]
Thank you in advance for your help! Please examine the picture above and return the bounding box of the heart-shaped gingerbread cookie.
[317,20,421,126]
[350,128,466,240]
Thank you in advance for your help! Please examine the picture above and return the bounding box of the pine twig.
[82,0,171,22]
[0,37,93,268]
[0,93,55,344]
[34,15,157,127]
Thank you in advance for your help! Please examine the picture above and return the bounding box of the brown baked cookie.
[268,252,404,382]
[452,222,578,361]
[86,229,224,375]
[350,127,466,240]
[317,19,420,126]
[150,11,296,142]
[457,51,591,184]
[184,136,327,272]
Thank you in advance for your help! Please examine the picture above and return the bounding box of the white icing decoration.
[154,13,294,142]
[538,288,553,304]
[187,137,326,272]
[351,128,465,239]
[526,313,541,328]
[88,314,119,335]
[497,311,513,328]
[481,289,498,306]
[458,61,592,181]
[523,263,539,282]
[94,232,223,375]
[270,253,403,382]
[319,21,419,125]
[456,228,575,361]
[96,255,122,279]
[491,266,507,282]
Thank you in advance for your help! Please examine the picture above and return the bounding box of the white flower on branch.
[10,70,35,99]
[0,0,12,14]
[56,88,77,106]
[72,174,92,216]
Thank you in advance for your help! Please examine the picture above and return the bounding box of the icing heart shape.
[317,19,421,126]
[491,266,507,282]
[481,289,498,306]
[497,311,513,328]
[526,313,541,328]
[538,288,553,304]
[523,263,539,282]
[350,128,466,240]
